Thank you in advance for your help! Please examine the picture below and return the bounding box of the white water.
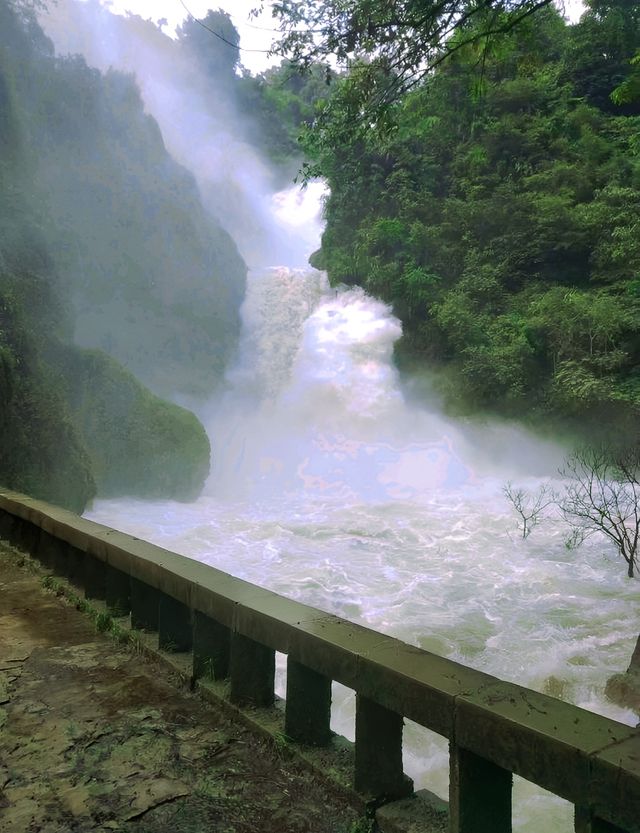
[87,191,640,831]
[34,2,636,827]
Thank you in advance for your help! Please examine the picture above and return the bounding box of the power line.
[177,0,273,53]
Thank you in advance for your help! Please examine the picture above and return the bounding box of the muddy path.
[0,542,363,833]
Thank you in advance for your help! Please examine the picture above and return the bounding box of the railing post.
[84,556,107,600]
[65,547,84,586]
[354,694,413,800]
[130,577,159,631]
[0,510,15,541]
[105,565,131,617]
[229,632,274,707]
[575,807,627,833]
[16,521,40,555]
[449,743,512,833]
[49,539,83,585]
[33,529,56,570]
[285,658,332,746]
[158,591,192,652]
[51,537,70,577]
[192,610,230,681]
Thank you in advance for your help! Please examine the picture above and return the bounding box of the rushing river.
[87,192,639,833]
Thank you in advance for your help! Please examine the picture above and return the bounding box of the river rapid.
[87,188,639,833]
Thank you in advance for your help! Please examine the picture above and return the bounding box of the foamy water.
[87,263,640,833]
[34,5,635,826]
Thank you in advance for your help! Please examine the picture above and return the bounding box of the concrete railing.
[0,488,638,833]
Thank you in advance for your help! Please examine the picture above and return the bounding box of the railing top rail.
[1,487,638,825]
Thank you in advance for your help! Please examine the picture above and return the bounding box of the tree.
[257,0,555,132]
[503,482,556,538]
[503,446,640,698]
[177,9,240,81]
[559,446,640,578]
[505,446,640,576]
[286,1,640,431]
[560,444,640,698]
[565,0,640,115]
[611,50,640,106]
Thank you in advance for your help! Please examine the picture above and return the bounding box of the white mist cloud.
[40,0,325,270]
[98,0,277,73]
[100,0,588,69]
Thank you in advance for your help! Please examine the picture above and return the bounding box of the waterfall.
[87,189,640,833]
[49,6,638,828]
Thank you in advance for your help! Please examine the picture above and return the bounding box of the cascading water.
[32,3,638,827]
[87,184,640,832]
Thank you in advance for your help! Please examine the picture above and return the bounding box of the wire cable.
[177,0,273,53]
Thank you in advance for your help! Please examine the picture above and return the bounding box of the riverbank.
[0,541,363,833]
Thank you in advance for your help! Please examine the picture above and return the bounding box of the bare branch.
[503,481,556,539]
[558,446,640,578]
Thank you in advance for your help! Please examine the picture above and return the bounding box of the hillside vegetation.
[0,0,246,510]
[271,0,640,441]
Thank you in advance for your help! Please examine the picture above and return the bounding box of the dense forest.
[256,0,640,443]
[0,0,246,510]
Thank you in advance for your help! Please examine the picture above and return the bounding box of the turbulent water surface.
[88,221,640,832]
[34,4,638,828]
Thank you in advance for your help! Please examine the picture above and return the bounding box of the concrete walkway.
[0,541,363,833]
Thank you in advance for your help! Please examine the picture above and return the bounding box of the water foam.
[53,8,639,821]
[89,261,640,831]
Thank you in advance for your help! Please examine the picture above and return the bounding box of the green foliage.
[262,0,558,137]
[232,60,337,176]
[566,0,640,115]
[175,10,335,175]
[343,817,375,833]
[0,258,96,511]
[95,611,113,634]
[177,9,240,80]
[302,3,640,434]
[611,51,640,105]
[0,0,220,509]
[57,347,210,500]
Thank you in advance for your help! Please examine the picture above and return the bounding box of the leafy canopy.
[289,2,640,438]
[256,0,555,129]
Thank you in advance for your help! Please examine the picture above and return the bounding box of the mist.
[33,0,590,554]
[38,0,569,485]
[39,0,322,271]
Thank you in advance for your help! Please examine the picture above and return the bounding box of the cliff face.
[0,1,244,511]
[33,63,246,399]
[0,270,96,514]
[57,346,211,501]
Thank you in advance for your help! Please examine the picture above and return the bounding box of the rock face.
[0,296,211,509]
[30,39,246,401]
[606,635,640,718]
[58,346,211,501]
[0,1,243,511]
[0,288,97,514]
[36,68,247,399]
[605,672,640,717]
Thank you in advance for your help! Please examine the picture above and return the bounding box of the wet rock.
[122,777,190,820]
[543,675,569,701]
[605,671,640,715]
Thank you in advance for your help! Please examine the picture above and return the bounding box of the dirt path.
[0,542,363,833]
